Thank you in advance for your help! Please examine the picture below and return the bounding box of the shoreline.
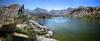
[28,20,57,41]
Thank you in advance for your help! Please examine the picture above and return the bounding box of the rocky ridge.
[65,6,100,18]
[0,4,57,41]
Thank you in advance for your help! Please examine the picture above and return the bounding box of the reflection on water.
[37,17,100,41]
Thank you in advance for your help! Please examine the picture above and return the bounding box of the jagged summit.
[65,6,100,18]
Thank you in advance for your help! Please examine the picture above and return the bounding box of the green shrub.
[2,34,12,41]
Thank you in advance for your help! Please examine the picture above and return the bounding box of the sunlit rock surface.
[37,36,57,41]
[15,20,57,41]
[0,4,21,35]
[0,4,58,41]
[65,6,100,18]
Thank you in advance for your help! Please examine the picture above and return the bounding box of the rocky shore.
[0,19,57,41]
[16,20,57,41]
[0,4,57,41]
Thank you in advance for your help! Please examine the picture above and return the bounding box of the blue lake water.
[37,17,100,41]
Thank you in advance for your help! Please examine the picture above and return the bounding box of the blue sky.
[0,0,100,10]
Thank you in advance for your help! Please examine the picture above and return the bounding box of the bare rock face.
[16,24,28,30]
[0,23,16,35]
[0,4,23,35]
[65,6,100,18]
[0,4,58,41]
[36,36,57,41]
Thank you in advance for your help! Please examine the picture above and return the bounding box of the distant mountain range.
[25,6,100,18]
[25,7,74,16]
[65,6,100,18]
[0,4,100,18]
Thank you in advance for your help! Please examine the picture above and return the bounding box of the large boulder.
[36,36,57,41]
[0,4,24,35]
[0,22,16,35]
